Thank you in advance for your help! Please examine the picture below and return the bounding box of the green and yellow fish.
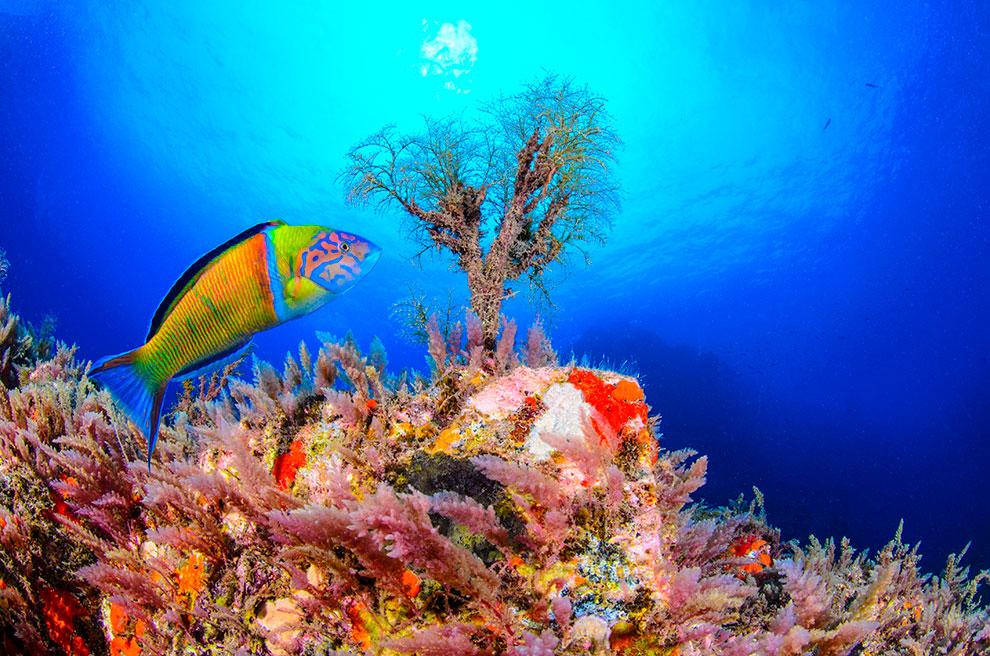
[92,221,381,468]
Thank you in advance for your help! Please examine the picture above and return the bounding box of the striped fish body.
[93,221,381,468]
[141,229,278,384]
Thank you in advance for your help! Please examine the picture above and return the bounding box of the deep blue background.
[1,2,987,570]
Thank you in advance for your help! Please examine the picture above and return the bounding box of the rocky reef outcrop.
[0,299,988,655]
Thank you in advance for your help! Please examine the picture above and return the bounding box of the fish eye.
[340,242,350,252]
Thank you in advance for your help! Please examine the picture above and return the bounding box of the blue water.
[2,2,988,569]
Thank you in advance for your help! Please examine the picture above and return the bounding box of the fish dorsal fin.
[146,220,285,341]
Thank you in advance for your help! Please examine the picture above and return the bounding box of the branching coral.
[343,76,621,348]
[0,292,988,655]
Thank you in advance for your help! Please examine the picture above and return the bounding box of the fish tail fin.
[91,349,167,470]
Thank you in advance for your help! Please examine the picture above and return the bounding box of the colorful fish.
[92,221,381,468]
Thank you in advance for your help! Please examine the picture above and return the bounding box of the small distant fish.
[822,117,832,132]
[92,221,381,468]
[865,82,880,88]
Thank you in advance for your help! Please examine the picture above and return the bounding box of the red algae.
[611,379,644,403]
[347,602,373,649]
[272,439,306,489]
[400,568,421,597]
[567,368,650,440]
[108,602,128,633]
[108,603,145,656]
[176,551,207,606]
[40,588,89,656]
[728,534,773,578]
[49,474,78,519]
[110,635,141,656]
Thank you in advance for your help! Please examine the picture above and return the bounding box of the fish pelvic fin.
[91,349,167,471]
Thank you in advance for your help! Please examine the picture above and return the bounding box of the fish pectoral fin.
[174,338,254,381]
[284,276,331,314]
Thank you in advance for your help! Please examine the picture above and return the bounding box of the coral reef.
[0,293,988,655]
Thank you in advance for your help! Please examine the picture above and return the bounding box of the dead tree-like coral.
[343,75,620,349]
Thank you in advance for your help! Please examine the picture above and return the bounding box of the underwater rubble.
[0,294,988,655]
